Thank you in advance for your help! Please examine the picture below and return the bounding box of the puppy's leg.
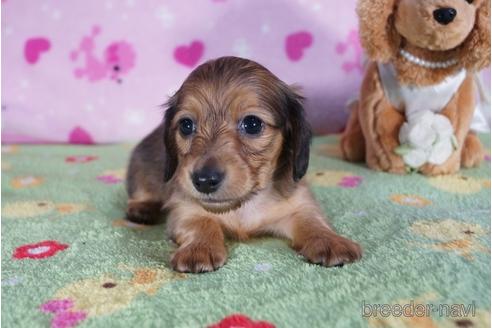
[340,101,366,162]
[126,192,163,225]
[270,208,361,267]
[126,124,167,224]
[169,215,227,273]
[461,132,483,169]
[291,215,361,267]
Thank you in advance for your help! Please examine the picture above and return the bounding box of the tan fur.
[127,57,362,273]
[342,0,490,175]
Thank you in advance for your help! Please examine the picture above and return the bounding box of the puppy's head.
[163,57,311,213]
[358,0,490,69]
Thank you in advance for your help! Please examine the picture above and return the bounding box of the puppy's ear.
[275,87,312,186]
[163,95,179,182]
[357,0,399,62]
[460,0,491,70]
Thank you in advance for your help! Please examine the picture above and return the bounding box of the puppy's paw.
[297,234,362,267]
[126,200,163,225]
[171,243,227,273]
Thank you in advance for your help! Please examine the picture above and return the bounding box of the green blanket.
[2,135,491,328]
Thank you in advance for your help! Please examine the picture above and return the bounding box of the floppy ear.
[163,95,179,182]
[357,0,399,62]
[274,87,312,185]
[460,0,491,71]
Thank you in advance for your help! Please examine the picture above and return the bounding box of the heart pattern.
[24,37,51,64]
[68,126,94,145]
[285,31,313,62]
[173,41,204,68]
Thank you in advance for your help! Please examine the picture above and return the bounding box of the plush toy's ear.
[274,87,312,188]
[163,94,179,182]
[460,0,491,71]
[357,0,399,62]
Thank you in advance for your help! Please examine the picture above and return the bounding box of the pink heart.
[285,31,313,62]
[24,37,51,64]
[68,126,94,145]
[174,41,204,68]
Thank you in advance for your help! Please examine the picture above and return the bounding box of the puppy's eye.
[178,118,196,137]
[240,115,264,135]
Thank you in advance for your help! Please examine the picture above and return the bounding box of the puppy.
[126,56,362,273]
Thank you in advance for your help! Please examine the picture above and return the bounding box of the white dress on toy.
[377,63,488,169]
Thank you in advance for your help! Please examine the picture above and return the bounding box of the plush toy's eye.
[178,118,196,137]
[239,115,264,135]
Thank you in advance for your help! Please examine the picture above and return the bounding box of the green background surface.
[2,135,490,328]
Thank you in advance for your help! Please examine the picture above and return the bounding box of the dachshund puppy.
[126,57,362,273]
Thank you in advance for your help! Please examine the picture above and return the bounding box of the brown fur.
[126,57,362,273]
[341,0,490,175]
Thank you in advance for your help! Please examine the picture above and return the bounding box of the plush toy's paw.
[366,152,406,175]
[171,243,227,273]
[461,133,483,168]
[340,132,365,162]
[419,155,461,176]
[296,233,362,267]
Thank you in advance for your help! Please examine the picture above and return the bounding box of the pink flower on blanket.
[338,176,363,188]
[40,299,87,328]
[65,155,98,164]
[97,169,125,184]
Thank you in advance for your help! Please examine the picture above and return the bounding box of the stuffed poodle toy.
[341,0,490,175]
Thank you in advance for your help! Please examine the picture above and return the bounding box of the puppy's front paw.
[171,243,227,273]
[297,234,362,267]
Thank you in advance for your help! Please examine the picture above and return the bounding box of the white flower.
[396,111,456,169]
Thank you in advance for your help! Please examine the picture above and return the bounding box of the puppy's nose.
[192,166,224,194]
[433,7,457,25]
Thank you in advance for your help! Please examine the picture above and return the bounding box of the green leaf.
[395,144,412,156]
[451,135,458,149]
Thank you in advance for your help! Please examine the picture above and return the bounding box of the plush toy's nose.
[192,166,224,194]
[433,7,457,25]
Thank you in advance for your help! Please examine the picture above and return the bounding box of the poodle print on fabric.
[70,26,136,83]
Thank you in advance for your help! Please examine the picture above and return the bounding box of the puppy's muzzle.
[433,7,457,25]
[191,165,225,194]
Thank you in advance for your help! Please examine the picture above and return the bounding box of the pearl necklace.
[399,49,458,69]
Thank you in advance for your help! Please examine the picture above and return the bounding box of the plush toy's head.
[358,0,491,70]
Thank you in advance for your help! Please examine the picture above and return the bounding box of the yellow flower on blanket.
[2,162,12,171]
[410,219,489,260]
[2,201,88,219]
[40,265,186,323]
[315,143,343,159]
[427,175,486,194]
[390,194,432,207]
[11,176,44,189]
[2,145,19,154]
